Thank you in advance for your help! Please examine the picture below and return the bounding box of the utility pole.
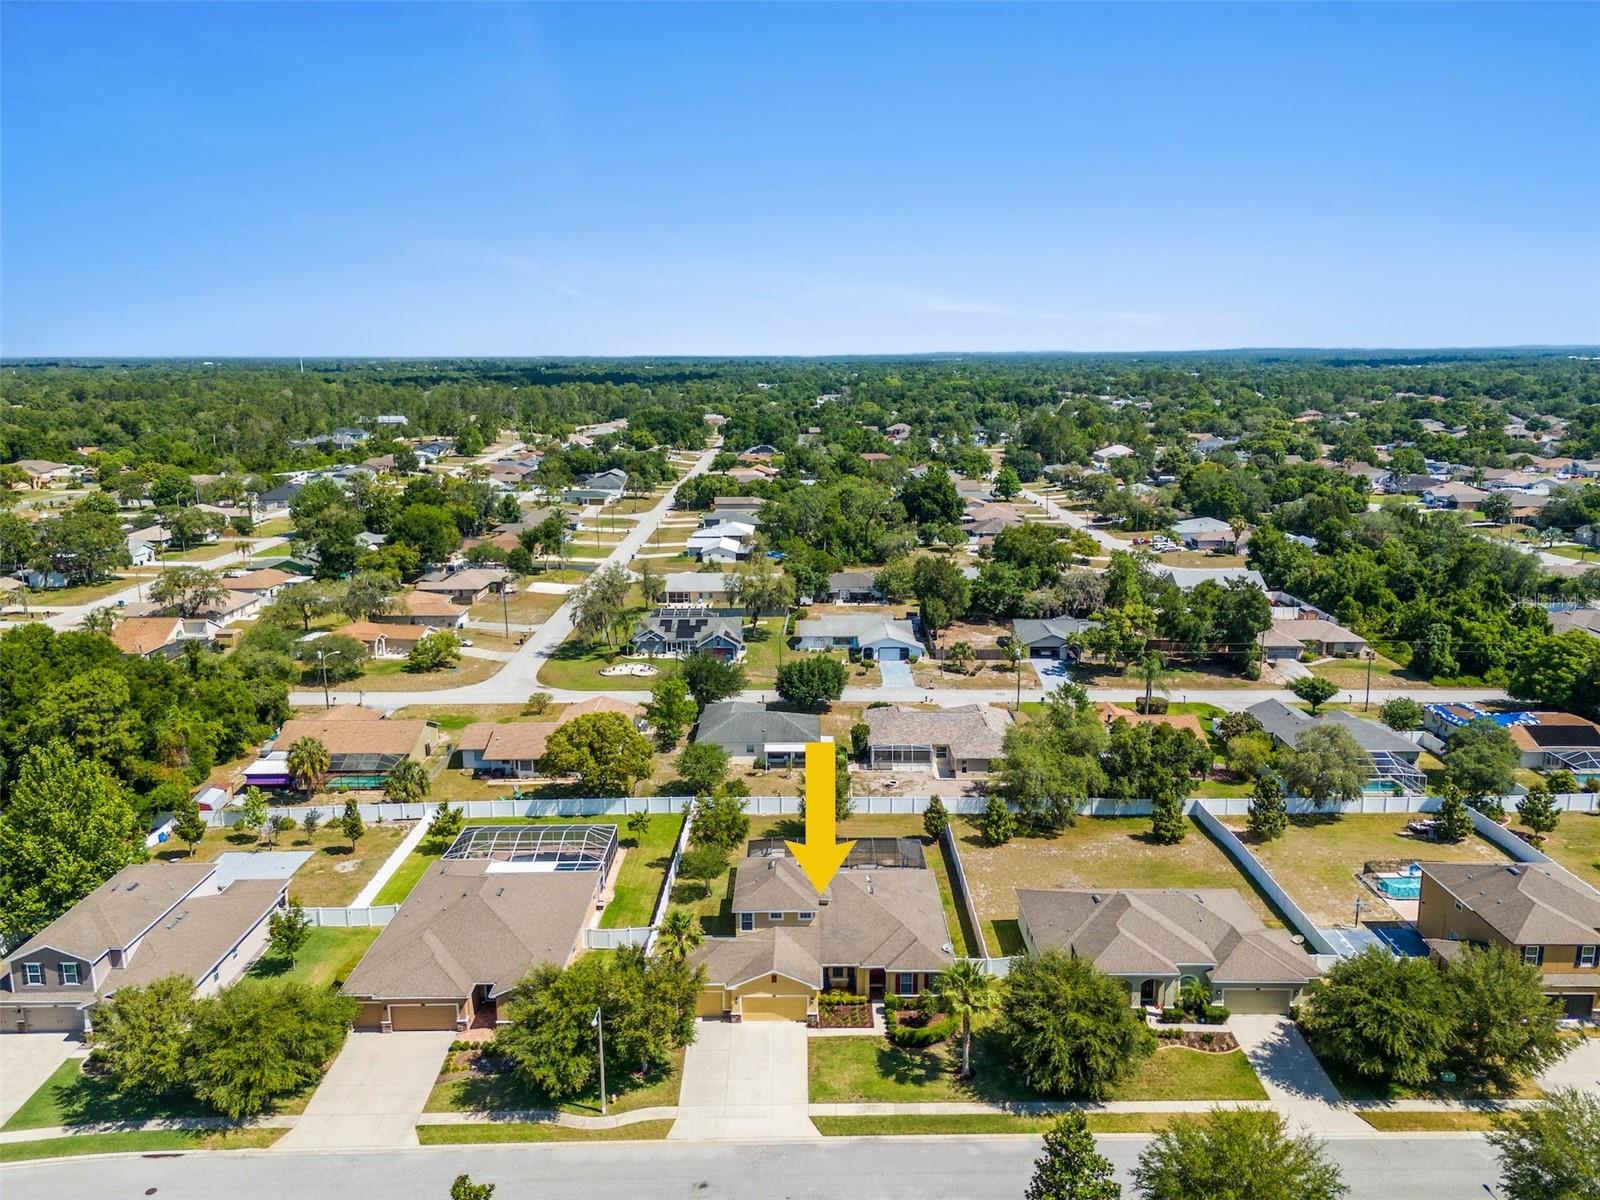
[591,1007,606,1116]
[1363,648,1376,712]
[500,581,512,640]
[317,650,331,710]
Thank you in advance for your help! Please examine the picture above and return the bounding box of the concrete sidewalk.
[275,1030,454,1150]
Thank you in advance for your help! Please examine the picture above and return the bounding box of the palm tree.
[286,736,330,796]
[931,961,1000,1078]
[654,909,703,963]
[384,759,431,804]
[1136,651,1170,712]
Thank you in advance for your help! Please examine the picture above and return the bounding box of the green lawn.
[426,1047,683,1117]
[247,926,380,988]
[951,815,1282,955]
[807,1036,1265,1104]
[2,1059,310,1133]
[1519,809,1600,889]
[338,655,503,692]
[157,821,412,907]
[415,1119,674,1144]
[1356,1111,1495,1132]
[0,1128,283,1163]
[1219,812,1510,926]
[538,616,804,691]
[28,576,137,606]
[374,814,682,929]
[812,1113,1189,1136]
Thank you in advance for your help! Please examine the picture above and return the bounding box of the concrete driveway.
[1230,1014,1367,1133]
[275,1030,454,1150]
[879,658,914,689]
[0,1033,83,1127]
[1541,1032,1600,1093]
[668,1018,817,1141]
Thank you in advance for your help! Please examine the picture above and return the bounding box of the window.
[60,963,80,986]
[1580,946,1598,969]
[23,963,42,986]
[895,972,917,997]
[799,911,815,921]
[769,912,784,921]
[1522,945,1544,967]
[829,966,849,980]
[739,912,754,933]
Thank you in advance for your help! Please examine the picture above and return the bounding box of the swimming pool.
[1376,875,1421,900]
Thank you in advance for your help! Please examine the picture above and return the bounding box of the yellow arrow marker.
[785,741,855,894]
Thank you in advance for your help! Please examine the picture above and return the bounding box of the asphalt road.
[0,1135,1501,1199]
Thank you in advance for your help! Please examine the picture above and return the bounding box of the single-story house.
[863,704,1012,776]
[1423,704,1600,776]
[1012,615,1097,660]
[1015,888,1320,1014]
[256,482,303,513]
[632,608,746,660]
[332,621,428,658]
[414,568,510,606]
[110,616,222,658]
[709,495,763,516]
[700,508,763,529]
[1418,863,1600,1020]
[737,445,777,463]
[225,567,307,600]
[564,468,629,505]
[1247,698,1424,793]
[1171,517,1236,551]
[1549,609,1600,639]
[344,825,616,1031]
[1092,444,1134,464]
[458,698,644,777]
[794,615,923,660]
[0,862,287,1034]
[664,571,735,607]
[375,589,471,629]
[694,702,820,766]
[1267,615,1367,658]
[1160,566,1267,592]
[126,537,157,567]
[963,502,1026,538]
[1424,481,1489,510]
[886,423,912,442]
[692,841,954,1020]
[270,716,438,776]
[192,590,263,626]
[824,571,881,604]
[1387,473,1442,496]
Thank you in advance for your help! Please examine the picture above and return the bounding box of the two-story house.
[692,839,954,1022]
[1,862,287,1034]
[1417,862,1600,1019]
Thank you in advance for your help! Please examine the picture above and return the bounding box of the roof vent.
[1091,894,1100,904]
[1507,867,1520,877]
[126,882,139,892]
[865,874,874,896]
[496,887,505,897]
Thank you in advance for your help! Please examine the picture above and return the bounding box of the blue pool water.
[1377,875,1421,900]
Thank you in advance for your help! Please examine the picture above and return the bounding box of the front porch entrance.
[867,968,886,1001]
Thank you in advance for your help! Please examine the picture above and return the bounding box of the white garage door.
[1223,988,1292,1015]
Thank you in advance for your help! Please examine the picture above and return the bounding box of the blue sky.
[3,2,1597,355]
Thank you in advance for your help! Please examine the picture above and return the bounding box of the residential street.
[0,1135,1503,1198]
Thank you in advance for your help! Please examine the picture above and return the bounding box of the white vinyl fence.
[304,905,397,928]
[1189,805,1339,957]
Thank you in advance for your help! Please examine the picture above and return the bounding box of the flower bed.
[817,991,874,1030]
[1154,1029,1240,1052]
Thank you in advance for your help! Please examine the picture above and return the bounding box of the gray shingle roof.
[794,615,919,648]
[7,862,215,961]
[695,702,820,751]
[1421,862,1600,946]
[1245,699,1413,756]
[1013,616,1096,646]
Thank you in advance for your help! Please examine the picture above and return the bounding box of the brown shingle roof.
[1017,889,1319,986]
[342,860,598,1002]
[865,704,1012,760]
[274,717,431,757]
[229,568,297,591]
[397,590,469,617]
[111,617,184,655]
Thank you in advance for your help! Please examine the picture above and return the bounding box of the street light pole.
[317,650,330,710]
[500,583,511,640]
[592,1007,606,1116]
[1363,648,1376,712]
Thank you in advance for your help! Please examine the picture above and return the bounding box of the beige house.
[1015,888,1320,1015]
[693,839,954,1022]
[1,863,286,1034]
[377,589,471,629]
[457,697,644,778]
[1418,862,1600,1019]
[343,825,616,1031]
[332,621,428,658]
[863,704,1012,776]
[272,716,438,773]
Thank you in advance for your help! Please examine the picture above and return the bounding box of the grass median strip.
[812,1114,1189,1137]
[1356,1111,1496,1132]
[415,1120,674,1144]
[0,1128,284,1163]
